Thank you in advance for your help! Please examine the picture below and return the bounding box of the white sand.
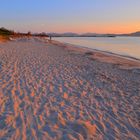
[0,37,140,140]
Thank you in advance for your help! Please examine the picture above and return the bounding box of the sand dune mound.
[0,38,140,140]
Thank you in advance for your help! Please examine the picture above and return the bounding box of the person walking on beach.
[50,36,52,41]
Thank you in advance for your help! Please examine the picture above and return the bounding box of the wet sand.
[0,37,140,140]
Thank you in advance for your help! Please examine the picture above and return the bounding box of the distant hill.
[1,27,140,37]
[47,31,140,37]
[118,31,140,37]
[80,33,116,37]
[47,32,79,37]
[47,32,116,37]
[129,31,140,36]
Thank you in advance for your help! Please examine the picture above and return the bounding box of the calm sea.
[54,37,140,60]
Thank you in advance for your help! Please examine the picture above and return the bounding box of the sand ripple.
[0,38,140,140]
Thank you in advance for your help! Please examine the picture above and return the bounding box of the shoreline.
[1,36,140,70]
[64,41,140,61]
[1,36,140,69]
[51,39,140,70]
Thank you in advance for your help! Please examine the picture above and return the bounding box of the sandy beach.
[0,36,9,43]
[0,37,140,140]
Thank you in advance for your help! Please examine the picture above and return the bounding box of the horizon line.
[0,27,140,35]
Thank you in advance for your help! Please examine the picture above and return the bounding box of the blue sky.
[0,0,140,33]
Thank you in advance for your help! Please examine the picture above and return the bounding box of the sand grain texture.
[0,38,140,140]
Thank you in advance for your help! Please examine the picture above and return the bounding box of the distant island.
[1,27,140,38]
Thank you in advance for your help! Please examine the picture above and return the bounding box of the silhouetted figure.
[50,36,52,41]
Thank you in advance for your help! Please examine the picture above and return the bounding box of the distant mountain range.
[1,27,140,37]
[47,32,116,37]
[47,31,140,37]
[120,31,140,37]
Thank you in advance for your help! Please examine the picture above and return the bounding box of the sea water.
[54,37,140,60]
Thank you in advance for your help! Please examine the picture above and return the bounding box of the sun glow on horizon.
[0,0,140,34]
